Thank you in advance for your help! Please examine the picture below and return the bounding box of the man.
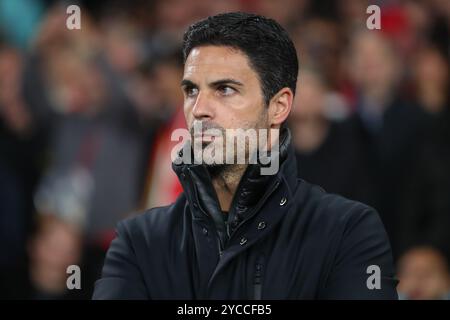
[93,12,398,299]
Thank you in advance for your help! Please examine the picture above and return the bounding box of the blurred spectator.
[341,30,429,259]
[397,246,450,300]
[0,44,46,299]
[412,46,449,115]
[18,4,155,299]
[397,105,450,266]
[29,14,148,237]
[291,18,345,91]
[28,214,82,299]
[141,43,186,208]
[403,0,449,60]
[290,69,372,203]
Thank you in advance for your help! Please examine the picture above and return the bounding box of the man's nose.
[192,91,214,120]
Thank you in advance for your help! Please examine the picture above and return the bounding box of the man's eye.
[217,85,235,96]
[185,87,198,97]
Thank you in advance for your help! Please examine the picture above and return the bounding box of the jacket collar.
[172,127,297,247]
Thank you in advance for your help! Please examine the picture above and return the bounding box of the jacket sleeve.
[319,207,399,299]
[92,221,149,299]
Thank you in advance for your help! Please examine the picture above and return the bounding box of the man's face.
[181,45,269,166]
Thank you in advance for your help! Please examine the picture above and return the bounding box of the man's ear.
[268,87,294,128]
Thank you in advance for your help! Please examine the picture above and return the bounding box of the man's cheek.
[184,112,194,128]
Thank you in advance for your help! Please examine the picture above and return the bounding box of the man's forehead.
[183,46,254,81]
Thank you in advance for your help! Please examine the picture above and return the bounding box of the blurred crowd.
[0,0,448,299]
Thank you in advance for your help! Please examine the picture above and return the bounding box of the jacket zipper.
[186,170,225,258]
[253,255,264,300]
[229,178,281,240]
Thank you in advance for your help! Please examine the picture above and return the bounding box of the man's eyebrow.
[210,78,244,87]
[180,79,197,87]
[180,78,244,88]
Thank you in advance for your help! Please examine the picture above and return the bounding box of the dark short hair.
[182,12,299,106]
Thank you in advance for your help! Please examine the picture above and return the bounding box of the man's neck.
[211,164,247,212]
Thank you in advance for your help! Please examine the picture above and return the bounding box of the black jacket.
[93,129,398,299]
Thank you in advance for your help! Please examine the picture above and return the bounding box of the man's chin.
[204,163,228,178]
